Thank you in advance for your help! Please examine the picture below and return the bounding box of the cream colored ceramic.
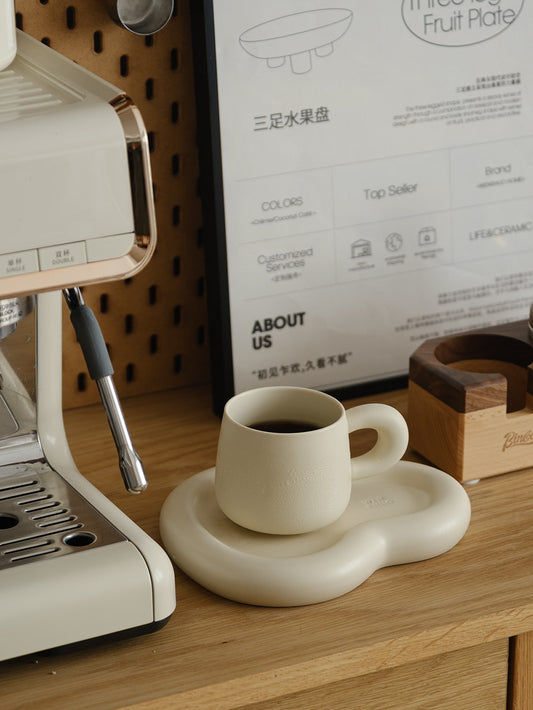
[160,461,471,607]
[214,386,409,535]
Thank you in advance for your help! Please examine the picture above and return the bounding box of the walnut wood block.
[409,320,533,413]
[408,320,533,480]
[3,386,533,708]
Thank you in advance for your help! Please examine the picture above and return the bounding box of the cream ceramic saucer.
[159,461,471,607]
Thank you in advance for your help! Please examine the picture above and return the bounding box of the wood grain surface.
[2,386,533,709]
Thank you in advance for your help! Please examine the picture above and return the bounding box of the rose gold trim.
[110,94,157,253]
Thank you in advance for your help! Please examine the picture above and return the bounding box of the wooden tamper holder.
[408,320,533,482]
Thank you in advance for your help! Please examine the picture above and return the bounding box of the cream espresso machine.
[0,13,175,660]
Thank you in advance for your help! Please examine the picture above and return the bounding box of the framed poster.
[191,0,533,414]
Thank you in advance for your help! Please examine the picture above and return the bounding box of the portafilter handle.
[63,287,147,494]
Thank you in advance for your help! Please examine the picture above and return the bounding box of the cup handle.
[346,403,409,479]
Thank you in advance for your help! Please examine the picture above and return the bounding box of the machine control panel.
[0,234,135,279]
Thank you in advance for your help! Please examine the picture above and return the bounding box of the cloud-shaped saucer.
[160,461,471,606]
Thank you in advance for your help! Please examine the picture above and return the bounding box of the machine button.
[0,250,40,277]
[39,242,87,270]
[86,233,135,262]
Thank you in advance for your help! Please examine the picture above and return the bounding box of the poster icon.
[239,8,353,74]
[351,239,372,258]
[418,227,437,246]
[385,233,403,252]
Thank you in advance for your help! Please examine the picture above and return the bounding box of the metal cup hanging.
[106,0,174,36]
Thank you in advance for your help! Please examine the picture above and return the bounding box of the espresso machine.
[0,10,175,661]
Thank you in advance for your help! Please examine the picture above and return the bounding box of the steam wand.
[63,287,147,493]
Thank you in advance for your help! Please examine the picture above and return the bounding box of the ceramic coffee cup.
[214,386,409,535]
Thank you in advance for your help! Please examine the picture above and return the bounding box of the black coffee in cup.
[249,419,321,433]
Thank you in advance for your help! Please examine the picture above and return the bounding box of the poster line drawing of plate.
[239,8,354,75]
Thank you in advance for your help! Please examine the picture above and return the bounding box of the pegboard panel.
[13,0,209,408]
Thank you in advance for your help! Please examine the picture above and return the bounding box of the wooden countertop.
[3,385,533,709]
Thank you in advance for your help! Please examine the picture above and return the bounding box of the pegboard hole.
[173,305,181,326]
[173,256,181,276]
[77,373,87,392]
[15,13,23,29]
[172,205,181,226]
[148,285,158,305]
[126,363,135,382]
[173,355,182,374]
[171,102,179,123]
[146,78,154,100]
[120,55,129,77]
[170,48,179,70]
[66,6,76,30]
[93,31,104,54]
[197,326,205,346]
[145,35,154,48]
[149,334,158,354]
[125,314,134,334]
[147,131,155,152]
[171,154,180,175]
[99,293,109,314]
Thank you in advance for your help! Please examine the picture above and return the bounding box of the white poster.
[209,0,533,394]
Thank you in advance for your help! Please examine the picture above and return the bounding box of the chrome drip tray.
[0,462,125,569]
